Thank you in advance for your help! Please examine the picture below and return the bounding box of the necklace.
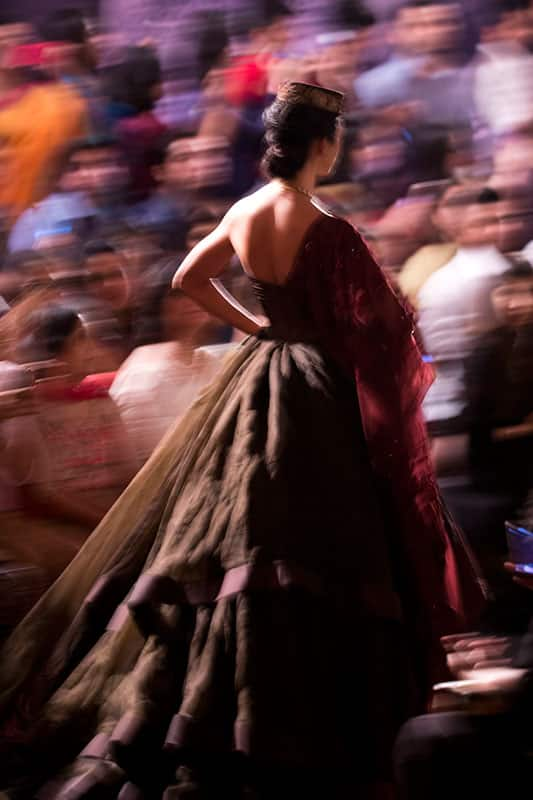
[277,180,314,200]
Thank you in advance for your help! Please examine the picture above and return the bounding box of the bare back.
[228,183,331,286]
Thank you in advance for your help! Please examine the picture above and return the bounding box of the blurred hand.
[442,633,514,677]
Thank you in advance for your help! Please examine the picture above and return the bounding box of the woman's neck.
[289,164,318,195]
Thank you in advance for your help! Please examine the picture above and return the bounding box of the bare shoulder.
[223,185,276,228]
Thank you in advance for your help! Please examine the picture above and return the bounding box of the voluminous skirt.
[0,336,425,798]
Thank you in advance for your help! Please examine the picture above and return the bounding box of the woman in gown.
[0,83,485,799]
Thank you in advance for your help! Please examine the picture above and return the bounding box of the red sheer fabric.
[302,218,486,683]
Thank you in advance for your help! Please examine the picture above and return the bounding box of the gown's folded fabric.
[0,215,485,799]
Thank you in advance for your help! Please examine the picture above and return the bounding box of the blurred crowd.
[0,0,532,642]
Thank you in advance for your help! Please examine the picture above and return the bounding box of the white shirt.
[418,245,510,421]
[110,342,223,465]
[475,41,533,136]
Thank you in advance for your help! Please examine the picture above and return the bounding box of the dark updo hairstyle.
[262,96,341,180]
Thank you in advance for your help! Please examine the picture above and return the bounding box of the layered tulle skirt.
[0,335,420,798]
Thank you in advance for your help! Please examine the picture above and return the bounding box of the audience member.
[419,188,510,430]
[105,45,167,202]
[0,39,88,220]
[356,2,473,127]
[39,8,104,133]
[84,240,133,349]
[18,303,135,520]
[125,134,230,251]
[0,303,131,591]
[7,142,100,253]
[111,261,223,464]
[395,599,533,800]
[465,260,533,498]
[398,184,479,308]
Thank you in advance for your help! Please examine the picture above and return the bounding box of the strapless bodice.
[250,278,322,344]
[248,213,338,344]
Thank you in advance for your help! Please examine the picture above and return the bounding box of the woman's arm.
[173,214,264,337]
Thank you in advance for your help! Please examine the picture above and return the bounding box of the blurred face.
[492,277,533,327]
[351,138,406,180]
[188,142,231,191]
[161,141,190,190]
[163,138,230,192]
[433,190,471,240]
[498,198,533,253]
[484,10,533,50]
[493,137,533,186]
[457,204,501,248]
[86,252,129,310]
[396,4,463,56]
[63,147,127,202]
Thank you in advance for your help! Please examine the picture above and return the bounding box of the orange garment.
[0,81,87,219]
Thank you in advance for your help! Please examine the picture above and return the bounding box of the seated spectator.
[0,39,88,220]
[14,234,127,372]
[198,5,295,198]
[224,4,292,110]
[355,3,473,127]
[104,44,167,202]
[56,135,127,236]
[17,303,135,523]
[398,184,481,308]
[111,261,223,465]
[84,240,134,352]
[465,260,533,500]
[346,123,421,222]
[364,186,443,277]
[432,260,533,599]
[7,136,128,252]
[0,331,133,628]
[39,7,104,133]
[419,188,511,431]
[125,134,229,252]
[0,336,131,602]
[395,589,533,800]
[475,35,533,140]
